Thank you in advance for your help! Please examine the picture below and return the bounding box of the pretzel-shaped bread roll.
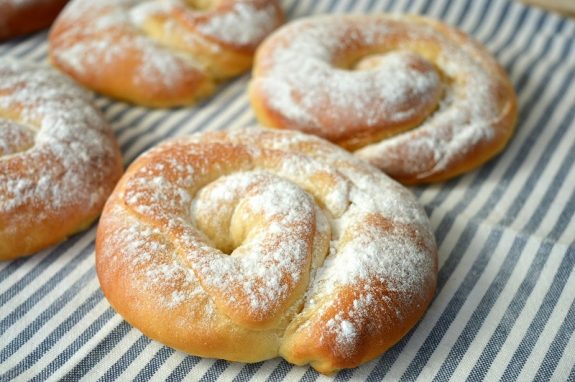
[0,60,123,260]
[96,128,437,374]
[249,15,518,184]
[49,0,283,107]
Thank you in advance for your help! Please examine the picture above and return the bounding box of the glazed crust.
[0,0,67,40]
[0,61,123,260]
[48,0,283,107]
[96,127,437,374]
[249,15,518,184]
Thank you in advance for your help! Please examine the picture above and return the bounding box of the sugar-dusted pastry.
[0,60,123,260]
[249,15,518,184]
[0,0,67,40]
[49,0,283,107]
[96,127,437,374]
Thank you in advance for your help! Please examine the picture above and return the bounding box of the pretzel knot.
[0,61,123,260]
[96,128,437,374]
[49,0,283,107]
[249,15,518,184]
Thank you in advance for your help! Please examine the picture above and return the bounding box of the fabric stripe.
[363,1,548,378]
[0,233,88,310]
[446,239,550,380]
[399,45,575,381]
[0,235,96,334]
[0,288,101,380]
[27,307,119,382]
[0,263,96,369]
[458,29,568,223]
[60,0,343,378]
[96,336,151,382]
[58,321,133,381]
[372,12,572,380]
[477,246,573,381]
[230,363,265,382]
[525,262,575,381]
[430,63,575,380]
[1,0,574,381]
[199,360,229,382]
[131,347,178,382]
[498,248,575,380]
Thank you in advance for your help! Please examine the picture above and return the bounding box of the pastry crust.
[249,15,518,184]
[0,61,123,260]
[0,0,67,40]
[48,0,283,107]
[96,127,437,374]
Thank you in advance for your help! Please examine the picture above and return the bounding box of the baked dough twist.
[0,0,67,41]
[49,0,283,107]
[96,127,437,374]
[0,60,123,260]
[249,15,518,184]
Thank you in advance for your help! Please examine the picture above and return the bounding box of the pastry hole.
[352,53,390,71]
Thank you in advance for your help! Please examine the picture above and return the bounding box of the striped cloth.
[1,0,574,380]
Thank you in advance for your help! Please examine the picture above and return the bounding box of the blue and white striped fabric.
[1,0,574,380]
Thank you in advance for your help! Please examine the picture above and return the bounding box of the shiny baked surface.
[0,60,123,260]
[1,0,574,380]
[96,128,437,374]
[49,0,283,107]
[250,14,518,184]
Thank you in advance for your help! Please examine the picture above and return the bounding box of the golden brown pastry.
[0,0,67,41]
[0,60,123,260]
[49,0,283,107]
[96,127,437,374]
[249,15,518,184]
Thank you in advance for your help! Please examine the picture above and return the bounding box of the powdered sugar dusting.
[191,171,318,317]
[0,60,119,229]
[310,210,433,306]
[192,129,436,358]
[99,128,436,365]
[99,204,215,313]
[251,14,514,179]
[252,16,442,134]
[355,49,502,177]
[51,0,202,89]
[258,49,440,132]
[196,1,280,46]
[327,317,358,349]
[129,0,173,26]
[145,262,207,309]
[292,179,434,357]
[51,0,281,98]
[0,119,36,156]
